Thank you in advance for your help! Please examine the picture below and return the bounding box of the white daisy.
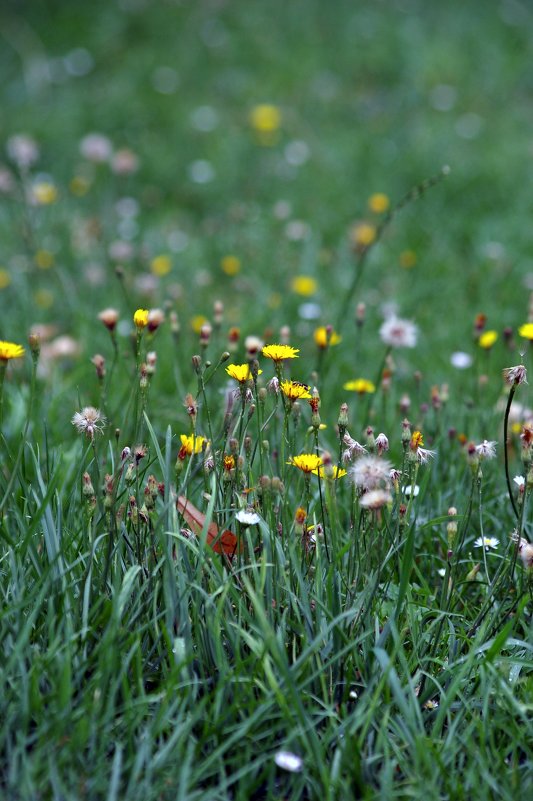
[474,536,499,550]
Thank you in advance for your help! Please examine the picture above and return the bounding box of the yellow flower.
[133,308,149,329]
[281,380,312,400]
[478,330,498,349]
[400,249,417,269]
[314,326,341,348]
[262,344,299,362]
[0,269,11,290]
[34,289,54,308]
[250,104,281,134]
[312,465,347,480]
[288,454,323,473]
[518,323,533,340]
[226,363,262,383]
[35,250,54,269]
[150,254,172,277]
[179,434,208,456]
[350,222,376,248]
[69,175,90,196]
[368,193,390,214]
[291,275,317,296]
[221,255,241,276]
[343,378,376,394]
[267,292,282,309]
[32,182,58,205]
[191,315,208,334]
[0,341,25,361]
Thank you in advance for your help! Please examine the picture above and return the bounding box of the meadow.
[1,0,533,798]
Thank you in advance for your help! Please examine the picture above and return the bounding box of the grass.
[0,0,533,798]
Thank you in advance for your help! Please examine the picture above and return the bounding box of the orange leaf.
[177,495,239,555]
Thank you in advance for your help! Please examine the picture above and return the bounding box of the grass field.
[1,1,533,799]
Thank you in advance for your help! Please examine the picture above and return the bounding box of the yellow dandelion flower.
[518,323,533,340]
[343,378,376,394]
[314,326,341,349]
[281,380,312,400]
[262,344,300,362]
[223,454,236,471]
[69,175,90,196]
[312,465,347,480]
[35,249,54,269]
[368,193,390,214]
[291,275,317,296]
[400,249,417,269]
[150,254,172,277]
[32,182,58,205]
[288,454,323,473]
[250,104,281,134]
[350,222,376,248]
[133,308,149,329]
[0,341,25,362]
[191,315,208,334]
[221,255,241,276]
[226,363,262,383]
[179,434,208,457]
[512,422,523,435]
[0,269,11,290]
[478,330,498,349]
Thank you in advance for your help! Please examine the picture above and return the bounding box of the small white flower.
[514,476,525,488]
[423,699,439,710]
[437,568,446,577]
[235,509,261,526]
[379,316,418,348]
[274,751,303,773]
[404,484,420,497]
[474,536,499,550]
[450,351,473,369]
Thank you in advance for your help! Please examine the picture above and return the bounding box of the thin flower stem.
[503,384,519,519]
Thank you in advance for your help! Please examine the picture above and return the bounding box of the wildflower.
[281,380,311,400]
[343,378,376,394]
[291,276,317,296]
[423,699,439,711]
[516,536,533,569]
[404,485,420,497]
[503,364,527,385]
[518,323,533,340]
[235,509,261,526]
[7,134,39,169]
[314,326,341,348]
[350,455,392,491]
[359,489,392,509]
[400,249,417,268]
[112,148,139,175]
[375,433,389,455]
[350,221,376,249]
[475,440,497,459]
[368,193,390,213]
[514,475,525,488]
[221,255,241,276]
[80,133,113,163]
[133,308,149,329]
[380,316,418,348]
[245,335,264,358]
[147,308,165,332]
[71,406,106,439]
[342,432,368,463]
[274,751,303,773]
[451,351,473,369]
[178,434,208,459]
[250,104,281,134]
[474,536,499,550]
[409,431,436,464]
[0,341,25,361]
[478,330,498,349]
[288,454,323,474]
[262,344,299,362]
[312,464,347,480]
[226,363,261,384]
[31,182,58,205]
[150,254,172,276]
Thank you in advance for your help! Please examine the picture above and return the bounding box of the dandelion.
[0,341,25,362]
[274,751,303,773]
[262,344,299,362]
[475,440,497,459]
[343,378,376,394]
[380,317,418,348]
[350,455,392,491]
[150,254,172,276]
[350,221,376,249]
[221,255,241,276]
[314,326,341,348]
[409,431,436,465]
[474,536,499,550]
[133,308,149,329]
[288,454,323,474]
[478,330,498,349]
[518,323,533,340]
[359,489,392,509]
[368,193,390,213]
[503,364,527,386]
[312,465,347,480]
[72,407,106,439]
[178,434,208,459]
[226,363,261,384]
[291,276,317,296]
[250,104,281,134]
[281,380,312,400]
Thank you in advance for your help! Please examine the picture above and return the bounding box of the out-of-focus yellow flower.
[518,323,533,340]
[221,255,241,276]
[191,315,208,334]
[350,222,376,249]
[314,326,341,348]
[250,104,281,134]
[34,289,54,308]
[35,250,54,270]
[70,175,90,196]
[343,378,376,394]
[262,344,299,362]
[150,254,172,277]
[368,193,389,214]
[32,182,58,205]
[0,269,11,290]
[400,249,417,269]
[478,330,498,349]
[0,341,25,361]
[133,308,149,329]
[291,275,317,296]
